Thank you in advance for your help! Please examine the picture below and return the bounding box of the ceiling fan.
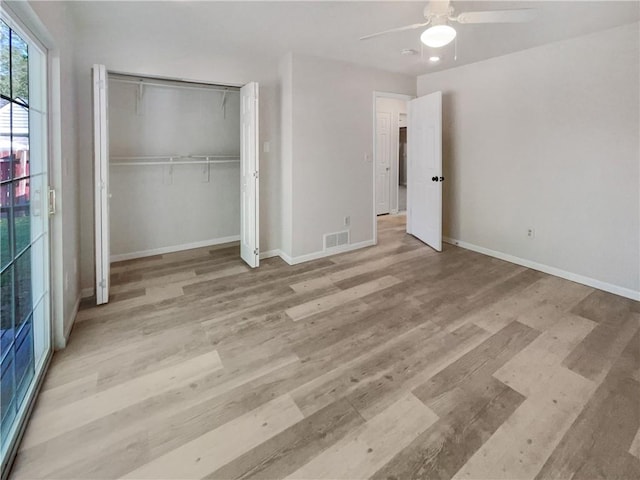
[360,1,537,48]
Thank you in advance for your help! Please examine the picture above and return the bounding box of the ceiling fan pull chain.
[454,35,458,61]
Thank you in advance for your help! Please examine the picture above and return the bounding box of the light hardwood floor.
[9,215,640,479]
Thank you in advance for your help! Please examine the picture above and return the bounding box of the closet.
[108,73,241,260]
[92,66,259,304]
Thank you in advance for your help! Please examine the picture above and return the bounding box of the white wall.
[72,19,281,292]
[417,22,640,297]
[108,80,240,259]
[376,96,408,214]
[283,54,415,260]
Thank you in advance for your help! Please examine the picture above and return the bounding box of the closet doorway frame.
[92,67,260,305]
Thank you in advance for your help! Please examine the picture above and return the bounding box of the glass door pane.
[0,15,50,473]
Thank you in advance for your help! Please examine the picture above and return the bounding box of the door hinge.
[253,171,259,179]
[253,248,259,256]
[99,279,106,288]
[48,187,56,216]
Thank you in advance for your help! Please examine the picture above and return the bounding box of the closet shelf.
[110,155,240,167]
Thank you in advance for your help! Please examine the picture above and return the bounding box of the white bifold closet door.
[407,90,442,252]
[92,64,110,304]
[240,82,259,268]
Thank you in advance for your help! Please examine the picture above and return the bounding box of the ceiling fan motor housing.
[424,1,454,22]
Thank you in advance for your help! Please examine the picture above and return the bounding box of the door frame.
[371,91,414,245]
[91,68,260,303]
[0,2,58,477]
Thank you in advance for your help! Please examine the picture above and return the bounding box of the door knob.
[432,176,439,182]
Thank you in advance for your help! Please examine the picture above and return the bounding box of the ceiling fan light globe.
[420,25,457,48]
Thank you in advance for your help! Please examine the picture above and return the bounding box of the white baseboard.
[279,250,294,265]
[286,239,376,265]
[64,296,81,343]
[443,236,640,301]
[81,287,94,299]
[259,249,282,260]
[110,235,241,262]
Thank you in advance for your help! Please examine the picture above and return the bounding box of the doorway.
[373,90,443,251]
[398,114,407,212]
[0,15,52,475]
[92,67,260,305]
[374,95,409,218]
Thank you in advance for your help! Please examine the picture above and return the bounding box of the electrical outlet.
[527,227,535,239]
[344,216,350,226]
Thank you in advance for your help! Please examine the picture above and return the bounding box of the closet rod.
[110,77,241,94]
[111,155,239,161]
[110,155,240,167]
[110,160,239,167]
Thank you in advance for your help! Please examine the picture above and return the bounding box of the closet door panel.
[240,82,259,268]
[92,64,110,304]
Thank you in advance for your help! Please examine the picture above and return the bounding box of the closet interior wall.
[108,77,241,260]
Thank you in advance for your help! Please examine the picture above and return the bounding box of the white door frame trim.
[371,91,414,245]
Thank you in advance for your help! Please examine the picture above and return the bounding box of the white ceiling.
[69,1,640,77]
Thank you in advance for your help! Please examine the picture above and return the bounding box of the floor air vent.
[324,230,350,250]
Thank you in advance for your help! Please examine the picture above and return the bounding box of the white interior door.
[240,82,259,268]
[375,112,391,215]
[93,64,110,303]
[407,91,442,251]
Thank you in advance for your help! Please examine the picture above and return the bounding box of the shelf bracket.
[135,81,145,115]
[220,90,227,118]
[202,156,211,183]
[163,156,174,185]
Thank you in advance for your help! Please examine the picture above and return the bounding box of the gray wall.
[283,54,416,260]
[417,22,640,296]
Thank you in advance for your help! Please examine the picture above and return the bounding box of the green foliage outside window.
[1,20,29,103]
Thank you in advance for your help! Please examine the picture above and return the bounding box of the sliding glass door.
[0,13,51,473]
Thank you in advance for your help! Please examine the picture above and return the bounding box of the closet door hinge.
[253,248,259,256]
[99,279,106,288]
[253,171,259,179]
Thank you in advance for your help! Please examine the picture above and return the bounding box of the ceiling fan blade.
[454,9,537,24]
[360,21,430,41]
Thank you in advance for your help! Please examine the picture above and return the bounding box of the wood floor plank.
[285,275,401,321]
[371,378,525,480]
[453,366,596,480]
[348,323,491,421]
[562,313,639,382]
[288,247,429,294]
[34,372,98,413]
[207,399,365,479]
[535,330,640,480]
[121,394,304,479]
[285,393,438,480]
[413,321,540,405]
[12,355,302,479]
[493,314,596,396]
[19,351,222,450]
